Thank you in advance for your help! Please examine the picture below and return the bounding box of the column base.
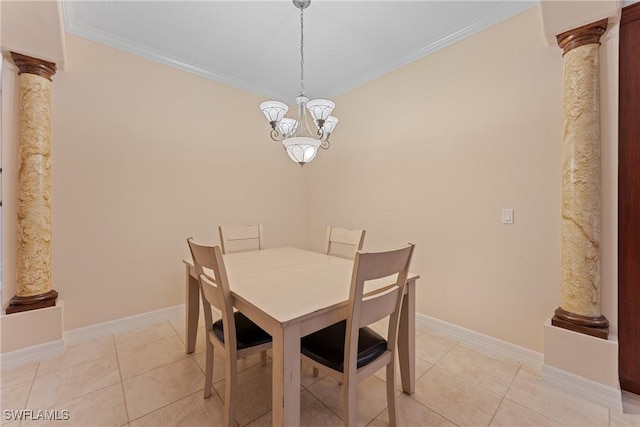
[551,307,609,339]
[6,290,58,314]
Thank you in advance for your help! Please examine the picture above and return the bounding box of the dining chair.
[324,226,366,260]
[218,224,268,366]
[300,244,415,427]
[187,238,272,427]
[219,224,263,254]
[309,226,366,378]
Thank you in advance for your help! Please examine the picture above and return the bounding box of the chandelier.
[259,0,338,166]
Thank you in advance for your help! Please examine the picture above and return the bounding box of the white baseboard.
[1,305,186,369]
[415,313,544,370]
[64,304,185,345]
[415,313,622,410]
[542,364,623,410]
[0,339,65,370]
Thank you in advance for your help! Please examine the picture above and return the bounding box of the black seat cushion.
[212,312,272,350]
[301,320,387,372]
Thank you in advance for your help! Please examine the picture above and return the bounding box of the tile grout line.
[405,391,460,427]
[119,327,205,421]
[302,387,345,425]
[485,364,522,427]
[408,358,505,427]
[368,344,461,426]
[113,321,178,354]
[19,361,40,422]
[434,343,523,398]
[499,366,572,426]
[22,349,122,419]
[167,316,184,335]
[126,388,208,425]
[405,334,458,420]
[121,359,210,424]
[305,377,349,423]
[403,360,462,426]
[114,334,132,426]
[364,404,388,426]
[429,339,461,366]
[241,407,271,427]
[117,336,192,382]
[429,362,501,396]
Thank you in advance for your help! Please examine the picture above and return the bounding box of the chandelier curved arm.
[316,127,332,149]
[270,128,286,142]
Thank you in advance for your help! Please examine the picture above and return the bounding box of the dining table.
[183,246,419,426]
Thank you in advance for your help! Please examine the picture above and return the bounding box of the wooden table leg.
[398,279,416,394]
[185,265,200,354]
[272,324,301,426]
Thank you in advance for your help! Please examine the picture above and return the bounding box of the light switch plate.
[502,208,514,224]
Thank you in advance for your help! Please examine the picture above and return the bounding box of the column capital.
[556,19,608,55]
[10,52,57,81]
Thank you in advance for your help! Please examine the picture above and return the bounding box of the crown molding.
[61,2,286,100]
[63,1,535,100]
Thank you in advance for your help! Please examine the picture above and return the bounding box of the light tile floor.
[1,315,639,427]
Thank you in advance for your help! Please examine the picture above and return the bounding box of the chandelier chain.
[299,6,305,96]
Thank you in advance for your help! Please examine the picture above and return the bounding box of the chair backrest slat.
[325,226,366,260]
[359,286,401,327]
[219,224,263,254]
[354,250,409,282]
[199,273,225,309]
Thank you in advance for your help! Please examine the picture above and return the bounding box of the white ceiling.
[63,1,536,101]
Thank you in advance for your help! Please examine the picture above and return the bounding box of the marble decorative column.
[6,52,58,314]
[551,20,609,339]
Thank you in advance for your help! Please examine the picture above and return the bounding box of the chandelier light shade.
[306,99,335,124]
[283,137,321,165]
[323,116,339,136]
[260,101,289,124]
[259,0,338,166]
[277,118,299,136]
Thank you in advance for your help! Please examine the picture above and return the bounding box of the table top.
[184,247,419,326]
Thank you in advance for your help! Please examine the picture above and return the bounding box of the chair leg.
[261,350,267,366]
[204,340,214,399]
[312,367,319,377]
[343,381,357,427]
[386,362,398,427]
[223,356,238,427]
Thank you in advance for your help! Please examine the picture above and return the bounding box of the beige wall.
[1,4,619,360]
[2,35,307,330]
[305,6,618,353]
